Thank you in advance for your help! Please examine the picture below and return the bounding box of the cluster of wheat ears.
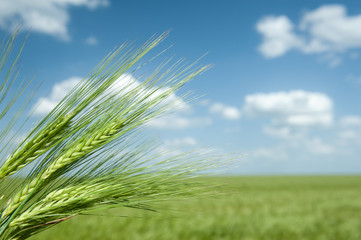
[0,30,220,239]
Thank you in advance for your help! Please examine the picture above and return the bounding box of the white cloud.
[300,5,361,52]
[263,126,293,139]
[164,137,197,147]
[243,90,333,127]
[148,115,212,129]
[33,74,190,116]
[158,137,222,160]
[33,74,207,130]
[250,134,334,165]
[209,102,241,120]
[158,137,198,156]
[109,74,190,112]
[339,130,356,139]
[0,0,109,41]
[256,15,303,58]
[33,77,81,115]
[85,36,98,45]
[340,115,361,127]
[251,146,288,161]
[320,53,343,67]
[257,4,361,64]
[338,116,361,141]
[242,90,337,160]
[306,138,334,155]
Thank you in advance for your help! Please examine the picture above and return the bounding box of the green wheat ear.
[0,113,75,180]
[0,30,221,240]
[2,118,125,218]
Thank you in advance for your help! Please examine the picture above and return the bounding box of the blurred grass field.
[30,176,361,240]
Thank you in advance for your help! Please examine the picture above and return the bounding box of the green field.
[30,176,361,240]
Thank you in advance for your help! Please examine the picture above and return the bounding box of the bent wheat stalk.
[0,31,220,240]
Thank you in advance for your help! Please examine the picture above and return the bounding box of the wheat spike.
[0,32,217,240]
[0,113,74,179]
[2,119,124,218]
[40,120,125,180]
[9,183,104,227]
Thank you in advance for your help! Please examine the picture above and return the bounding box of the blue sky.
[1,0,361,174]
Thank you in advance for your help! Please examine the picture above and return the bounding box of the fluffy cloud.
[251,135,333,166]
[33,77,81,115]
[243,90,333,127]
[256,15,302,58]
[300,5,361,52]
[85,36,98,45]
[209,102,241,120]
[109,75,190,112]
[338,116,361,141]
[148,115,212,129]
[164,137,197,146]
[0,0,109,40]
[251,146,288,161]
[257,4,361,63]
[339,130,356,139]
[157,137,215,158]
[263,126,293,139]
[32,74,209,130]
[340,115,361,127]
[305,138,334,155]
[33,74,189,115]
